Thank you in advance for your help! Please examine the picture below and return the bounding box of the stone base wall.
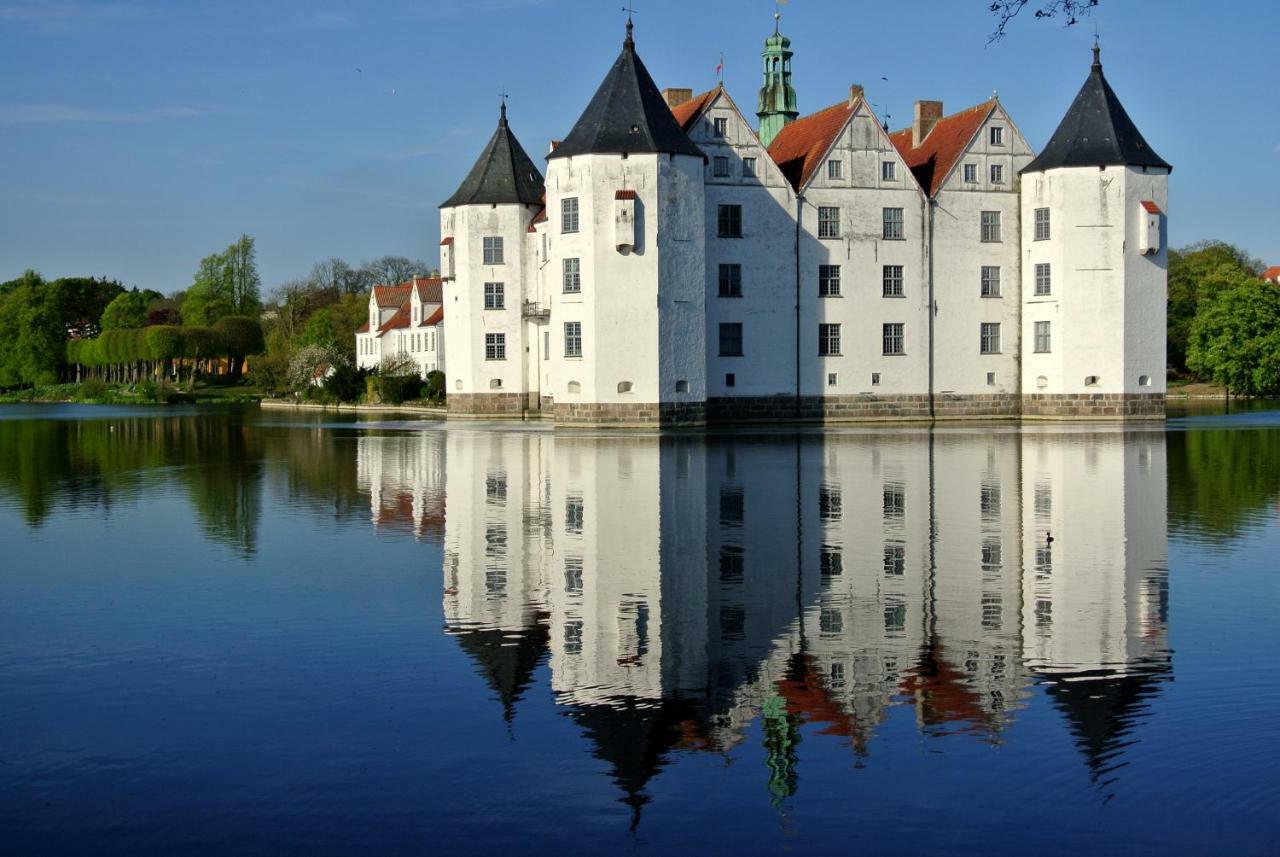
[706,394,1019,424]
[447,392,526,417]
[932,393,1022,419]
[552,401,707,427]
[1021,392,1165,419]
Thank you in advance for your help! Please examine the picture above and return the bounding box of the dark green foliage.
[425,370,445,401]
[0,271,67,387]
[1168,427,1280,542]
[324,363,368,403]
[1168,241,1266,375]
[213,316,266,378]
[100,288,163,330]
[376,368,424,405]
[1186,270,1280,396]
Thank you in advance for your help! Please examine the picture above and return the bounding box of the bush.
[138,379,184,404]
[77,378,108,401]
[377,370,423,405]
[324,362,367,403]
[425,370,445,402]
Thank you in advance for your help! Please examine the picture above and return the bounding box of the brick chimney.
[662,87,693,108]
[913,100,943,147]
[848,84,864,106]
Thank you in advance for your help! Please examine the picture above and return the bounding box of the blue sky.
[2,0,1277,294]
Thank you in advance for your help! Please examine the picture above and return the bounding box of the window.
[881,161,897,181]
[987,371,996,386]
[617,381,632,393]
[818,323,841,356]
[713,155,730,177]
[964,163,977,183]
[564,620,583,654]
[484,281,504,310]
[820,546,843,578]
[742,157,756,177]
[1084,375,1100,387]
[565,494,584,534]
[1035,263,1051,296]
[482,236,504,265]
[980,210,1001,243]
[561,197,579,233]
[718,263,742,297]
[819,607,843,635]
[990,164,1004,184]
[882,265,904,297]
[980,322,1001,354]
[883,207,904,240]
[827,372,837,387]
[818,206,840,238]
[883,322,905,355]
[725,373,735,387]
[713,116,728,136]
[818,264,841,297]
[827,159,843,180]
[719,322,743,357]
[720,546,744,583]
[819,484,841,521]
[562,257,582,293]
[981,265,1001,297]
[884,483,905,519]
[564,321,582,358]
[675,379,689,393]
[883,542,905,576]
[718,204,742,238]
[990,126,1004,145]
[484,332,505,360]
[871,373,880,386]
[1034,320,1051,353]
[564,558,583,593]
[1034,207,1050,241]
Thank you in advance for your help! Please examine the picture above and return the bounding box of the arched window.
[675,380,689,393]
[567,381,581,394]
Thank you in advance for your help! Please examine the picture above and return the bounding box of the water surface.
[2,404,1277,855]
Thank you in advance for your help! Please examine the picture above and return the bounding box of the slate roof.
[441,105,546,208]
[1023,45,1170,174]
[549,24,704,161]
[768,98,857,191]
[888,100,995,197]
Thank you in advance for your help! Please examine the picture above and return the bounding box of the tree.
[361,255,432,287]
[100,289,157,330]
[181,253,236,327]
[310,257,371,296]
[213,316,265,378]
[1186,267,1280,397]
[0,271,67,387]
[224,234,263,316]
[988,0,1099,41]
[48,276,126,330]
[1169,241,1266,374]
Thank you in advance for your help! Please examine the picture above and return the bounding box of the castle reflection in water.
[357,425,1170,816]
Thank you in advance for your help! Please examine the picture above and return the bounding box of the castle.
[434,16,1170,426]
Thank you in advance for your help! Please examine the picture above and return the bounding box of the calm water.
[2,404,1278,856]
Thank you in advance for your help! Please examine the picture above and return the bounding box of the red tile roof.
[888,100,994,197]
[440,236,453,245]
[412,276,443,304]
[1140,200,1162,214]
[615,189,638,200]
[373,284,412,308]
[422,306,444,326]
[669,87,718,132]
[768,99,857,191]
[376,302,411,337]
[355,321,370,334]
[1262,266,1280,282]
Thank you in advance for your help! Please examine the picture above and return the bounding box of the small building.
[355,276,446,380]
[1262,266,1280,285]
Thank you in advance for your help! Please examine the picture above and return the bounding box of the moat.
[2,403,1277,855]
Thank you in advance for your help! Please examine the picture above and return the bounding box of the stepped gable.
[767,98,857,191]
[1023,44,1170,174]
[548,21,704,161]
[889,101,995,197]
[441,103,545,208]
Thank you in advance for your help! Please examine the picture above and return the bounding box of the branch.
[988,0,1099,43]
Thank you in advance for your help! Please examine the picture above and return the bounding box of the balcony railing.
[522,301,550,322]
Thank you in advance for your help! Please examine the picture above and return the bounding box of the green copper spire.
[756,13,798,148]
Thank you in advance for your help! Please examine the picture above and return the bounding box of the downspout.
[795,193,803,420]
[927,197,937,420]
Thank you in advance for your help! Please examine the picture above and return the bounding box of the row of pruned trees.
[65,317,265,386]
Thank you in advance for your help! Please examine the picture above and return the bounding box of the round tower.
[1020,43,1170,419]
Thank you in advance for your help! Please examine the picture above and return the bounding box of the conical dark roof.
[441,105,546,208]
[1023,45,1170,174]
[548,23,703,161]
[450,620,550,722]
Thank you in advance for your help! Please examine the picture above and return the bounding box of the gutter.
[927,197,936,420]
[794,193,803,419]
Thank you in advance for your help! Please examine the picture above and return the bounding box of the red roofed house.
[1262,266,1280,285]
[436,14,1169,424]
[355,275,446,378]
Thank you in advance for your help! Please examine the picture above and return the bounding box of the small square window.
[725,372,736,387]
[742,157,756,177]
[990,126,1004,146]
[713,155,730,177]
[713,116,728,137]
[881,161,896,181]
[871,373,880,386]
[827,372,837,387]
[964,163,977,183]
[827,160,843,180]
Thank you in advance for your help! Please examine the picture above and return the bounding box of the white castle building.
[435,17,1170,426]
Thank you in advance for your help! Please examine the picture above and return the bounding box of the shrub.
[425,370,445,402]
[375,358,423,405]
[324,362,367,403]
[77,378,108,401]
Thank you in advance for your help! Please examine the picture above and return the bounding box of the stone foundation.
[1021,392,1165,419]
[932,393,1022,419]
[552,401,707,427]
[706,393,1020,424]
[447,392,526,418]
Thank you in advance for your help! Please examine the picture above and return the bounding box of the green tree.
[181,253,236,327]
[1186,267,1280,396]
[213,316,265,378]
[1169,241,1266,374]
[224,234,263,316]
[100,289,158,330]
[0,271,67,386]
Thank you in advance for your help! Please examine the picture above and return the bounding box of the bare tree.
[989,0,1098,41]
[309,257,372,296]
[360,255,434,287]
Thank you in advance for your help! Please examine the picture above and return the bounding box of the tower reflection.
[395,425,1171,818]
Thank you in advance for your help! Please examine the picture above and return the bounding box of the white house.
[355,276,446,379]
[434,16,1168,426]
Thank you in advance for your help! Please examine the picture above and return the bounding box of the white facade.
[355,277,446,379]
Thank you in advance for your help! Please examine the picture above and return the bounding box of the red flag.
[716,53,724,78]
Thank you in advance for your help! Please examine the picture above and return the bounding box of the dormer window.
[713,117,728,137]
[989,126,1004,146]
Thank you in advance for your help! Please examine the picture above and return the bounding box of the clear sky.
[2,0,1276,294]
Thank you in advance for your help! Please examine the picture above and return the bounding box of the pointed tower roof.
[1023,43,1170,174]
[548,20,703,161]
[440,103,546,208]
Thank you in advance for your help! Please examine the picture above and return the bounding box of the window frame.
[713,155,730,178]
[818,264,841,297]
[713,116,728,137]
[963,163,977,183]
[718,322,744,357]
[818,323,841,356]
[482,236,505,265]
[882,264,904,298]
[990,126,1004,146]
[981,265,1001,297]
[561,197,579,234]
[563,321,582,358]
[562,257,581,294]
[718,204,743,238]
[718,263,742,298]
[881,160,897,181]
[484,332,506,361]
[827,159,843,180]
[1034,207,1051,241]
[1034,320,1051,354]
[742,157,757,177]
[817,206,841,239]
[1034,262,1052,296]
[980,210,1002,243]
[882,322,905,355]
[883,207,904,240]
[980,322,1001,355]
[990,163,1004,184]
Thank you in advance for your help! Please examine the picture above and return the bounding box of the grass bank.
[0,378,266,405]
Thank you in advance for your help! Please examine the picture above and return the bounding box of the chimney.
[913,100,943,147]
[848,84,864,106]
[662,87,693,108]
